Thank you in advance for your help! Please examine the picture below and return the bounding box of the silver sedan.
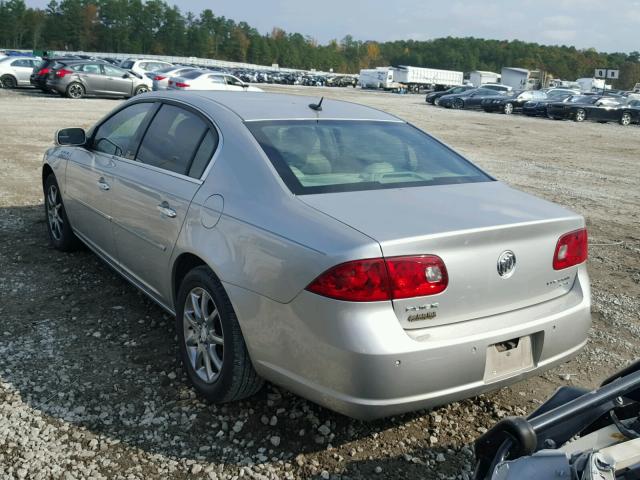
[42,92,591,419]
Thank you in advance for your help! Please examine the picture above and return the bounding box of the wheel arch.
[42,163,54,186]
[172,252,219,308]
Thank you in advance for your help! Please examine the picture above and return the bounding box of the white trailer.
[358,67,398,90]
[501,67,531,90]
[469,70,500,87]
[391,65,463,90]
[576,77,608,92]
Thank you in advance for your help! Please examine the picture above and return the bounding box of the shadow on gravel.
[0,204,487,478]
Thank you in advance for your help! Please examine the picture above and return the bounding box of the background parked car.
[0,56,41,88]
[168,70,263,91]
[119,58,173,77]
[546,95,626,123]
[425,85,474,105]
[481,90,547,114]
[30,57,81,91]
[150,66,197,91]
[481,83,512,93]
[46,60,151,99]
[438,87,505,109]
[522,90,578,117]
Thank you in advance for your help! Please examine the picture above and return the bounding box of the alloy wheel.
[46,184,63,241]
[575,109,586,122]
[504,103,514,115]
[68,83,83,99]
[621,113,631,126]
[136,86,149,95]
[183,287,224,384]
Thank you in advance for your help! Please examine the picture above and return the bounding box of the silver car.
[0,56,40,88]
[149,66,197,91]
[42,92,591,419]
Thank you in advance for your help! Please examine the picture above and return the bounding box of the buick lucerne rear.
[43,92,591,419]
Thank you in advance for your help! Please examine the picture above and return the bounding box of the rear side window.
[136,104,211,177]
[120,60,134,69]
[247,120,492,195]
[93,102,155,159]
[189,131,218,178]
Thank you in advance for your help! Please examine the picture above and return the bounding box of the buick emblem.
[497,251,516,278]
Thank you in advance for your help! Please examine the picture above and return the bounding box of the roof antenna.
[308,96,324,111]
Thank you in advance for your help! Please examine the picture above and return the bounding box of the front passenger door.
[110,103,219,301]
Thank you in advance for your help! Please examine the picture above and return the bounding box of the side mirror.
[55,127,86,146]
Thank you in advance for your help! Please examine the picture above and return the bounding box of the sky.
[27,0,640,53]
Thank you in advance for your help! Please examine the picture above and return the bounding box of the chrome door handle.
[97,178,110,191]
[157,202,176,218]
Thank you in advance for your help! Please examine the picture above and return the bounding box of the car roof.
[144,91,402,122]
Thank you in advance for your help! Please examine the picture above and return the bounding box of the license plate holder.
[484,335,534,383]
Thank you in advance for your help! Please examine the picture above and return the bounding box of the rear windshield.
[247,120,492,194]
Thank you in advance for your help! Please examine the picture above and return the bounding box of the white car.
[168,70,263,92]
[482,83,513,93]
[119,58,173,77]
[0,56,40,88]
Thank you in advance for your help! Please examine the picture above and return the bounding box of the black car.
[522,90,577,116]
[481,90,547,114]
[547,95,634,124]
[30,56,81,91]
[425,85,474,105]
[438,87,505,109]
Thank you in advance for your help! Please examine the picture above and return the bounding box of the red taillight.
[55,69,72,78]
[154,75,166,81]
[38,67,50,75]
[553,228,588,270]
[306,255,448,302]
[175,82,190,88]
[386,256,448,299]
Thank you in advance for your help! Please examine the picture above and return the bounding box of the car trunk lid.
[299,181,584,329]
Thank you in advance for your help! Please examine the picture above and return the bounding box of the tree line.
[1,0,639,89]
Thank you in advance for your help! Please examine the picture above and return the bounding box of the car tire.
[66,82,85,99]
[620,112,632,126]
[434,98,440,106]
[134,85,149,95]
[1,74,17,89]
[503,102,514,115]
[176,266,264,403]
[574,108,586,122]
[44,174,81,252]
[452,98,464,109]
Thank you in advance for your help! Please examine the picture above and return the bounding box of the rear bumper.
[227,266,591,420]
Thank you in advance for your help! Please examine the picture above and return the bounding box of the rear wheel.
[620,112,632,126]
[503,102,514,115]
[44,174,81,252]
[66,82,85,99]
[176,266,264,403]
[134,85,149,95]
[574,108,586,122]
[1,75,17,89]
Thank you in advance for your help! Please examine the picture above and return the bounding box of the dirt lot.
[0,85,639,480]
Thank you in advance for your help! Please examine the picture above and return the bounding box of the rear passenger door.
[110,102,219,301]
[102,64,134,96]
[11,59,38,85]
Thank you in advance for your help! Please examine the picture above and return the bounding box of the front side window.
[225,75,244,86]
[103,64,126,77]
[136,104,210,176]
[93,102,155,158]
[247,120,492,195]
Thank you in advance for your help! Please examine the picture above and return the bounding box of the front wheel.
[176,266,264,403]
[44,175,81,251]
[452,98,464,109]
[434,97,440,106]
[574,108,586,122]
[620,112,632,126]
[503,102,514,115]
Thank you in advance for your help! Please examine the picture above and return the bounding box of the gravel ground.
[0,85,639,480]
